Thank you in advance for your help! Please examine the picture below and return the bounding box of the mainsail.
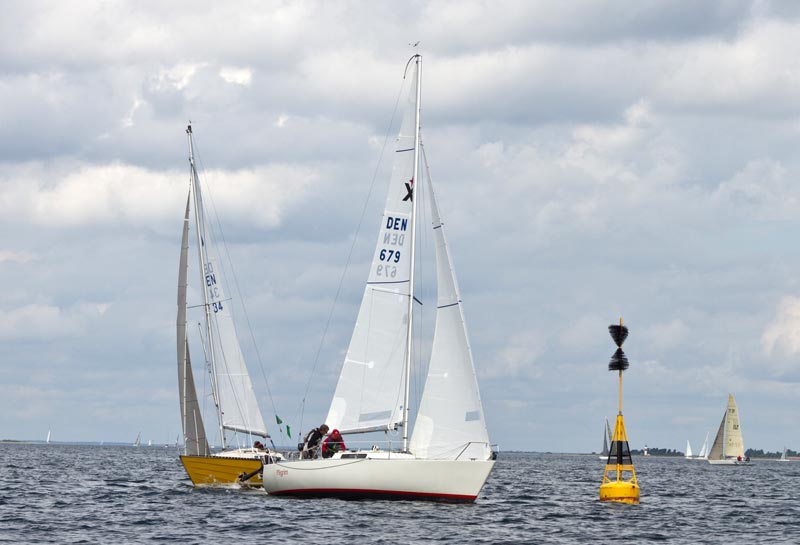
[723,394,744,458]
[708,394,744,460]
[408,151,491,461]
[325,67,419,435]
[177,192,210,456]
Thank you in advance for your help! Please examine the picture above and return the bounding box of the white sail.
[46,429,51,444]
[708,411,726,460]
[408,153,491,461]
[192,165,267,439]
[325,68,419,435]
[697,432,709,459]
[177,192,210,456]
[685,440,693,459]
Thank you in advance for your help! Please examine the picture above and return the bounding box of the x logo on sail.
[403,178,414,202]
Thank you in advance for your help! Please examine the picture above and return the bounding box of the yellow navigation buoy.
[599,318,640,505]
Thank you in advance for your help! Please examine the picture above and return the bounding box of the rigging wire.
[293,76,409,438]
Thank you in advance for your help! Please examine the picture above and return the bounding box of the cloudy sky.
[3,0,800,454]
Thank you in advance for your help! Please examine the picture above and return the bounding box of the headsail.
[325,66,420,435]
[408,148,491,461]
[187,127,268,440]
[707,410,726,460]
[177,192,210,456]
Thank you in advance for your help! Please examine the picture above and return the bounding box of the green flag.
[275,415,283,425]
[286,425,291,438]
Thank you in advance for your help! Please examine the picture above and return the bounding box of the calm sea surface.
[1,443,799,544]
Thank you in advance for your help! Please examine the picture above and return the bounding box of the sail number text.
[204,262,223,312]
[376,216,407,278]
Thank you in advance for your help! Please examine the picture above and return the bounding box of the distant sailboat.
[134,432,141,447]
[599,417,612,460]
[780,447,789,462]
[696,432,709,460]
[707,394,749,465]
[46,429,51,444]
[685,440,693,459]
[148,439,152,447]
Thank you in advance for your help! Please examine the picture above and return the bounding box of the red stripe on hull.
[269,487,477,503]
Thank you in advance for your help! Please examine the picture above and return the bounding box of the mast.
[187,124,226,449]
[402,54,422,452]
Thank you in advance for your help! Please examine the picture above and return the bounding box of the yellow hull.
[599,481,640,504]
[180,455,263,487]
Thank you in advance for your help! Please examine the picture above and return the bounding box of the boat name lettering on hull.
[276,469,288,477]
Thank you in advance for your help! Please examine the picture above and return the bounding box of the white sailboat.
[685,440,693,459]
[133,432,141,447]
[707,394,749,465]
[262,54,495,502]
[46,429,51,444]
[780,447,789,462]
[176,124,281,487]
[695,431,709,460]
[599,417,612,460]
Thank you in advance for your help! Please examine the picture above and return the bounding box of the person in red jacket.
[321,429,346,458]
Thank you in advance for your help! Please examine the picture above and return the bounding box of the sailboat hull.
[708,458,751,466]
[263,456,495,502]
[180,455,263,487]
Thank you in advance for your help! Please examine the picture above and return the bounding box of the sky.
[2,0,800,453]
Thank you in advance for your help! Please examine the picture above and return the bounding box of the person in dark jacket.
[300,424,329,459]
[322,429,346,458]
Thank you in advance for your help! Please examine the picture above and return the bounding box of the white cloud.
[219,66,253,86]
[762,296,800,360]
[0,302,106,341]
[0,161,315,230]
[0,250,36,264]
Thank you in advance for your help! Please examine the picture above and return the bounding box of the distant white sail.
[697,432,709,459]
[325,68,419,435]
[685,440,693,459]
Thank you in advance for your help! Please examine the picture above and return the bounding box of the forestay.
[408,159,491,461]
[325,68,419,434]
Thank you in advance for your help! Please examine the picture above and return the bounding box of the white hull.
[263,452,495,502]
[708,458,750,465]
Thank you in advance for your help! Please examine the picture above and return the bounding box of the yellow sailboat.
[176,124,282,487]
[599,318,640,504]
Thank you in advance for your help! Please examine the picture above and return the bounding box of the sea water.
[1,443,799,544]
